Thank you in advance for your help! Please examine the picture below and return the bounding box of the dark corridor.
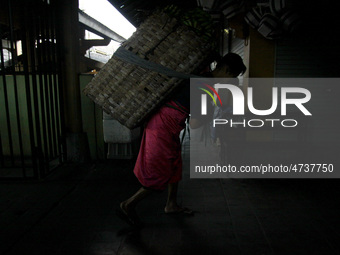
[1,157,340,255]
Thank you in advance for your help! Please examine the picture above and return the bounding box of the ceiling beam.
[78,9,126,43]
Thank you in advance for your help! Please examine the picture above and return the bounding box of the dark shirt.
[171,79,190,110]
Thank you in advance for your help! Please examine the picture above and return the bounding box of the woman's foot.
[116,201,142,227]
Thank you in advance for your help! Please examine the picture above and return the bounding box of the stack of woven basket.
[244,0,300,39]
[83,9,214,129]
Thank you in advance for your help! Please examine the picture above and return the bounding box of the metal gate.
[0,0,65,179]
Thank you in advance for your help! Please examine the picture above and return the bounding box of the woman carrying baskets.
[116,53,246,227]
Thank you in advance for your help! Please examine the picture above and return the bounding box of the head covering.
[216,53,247,76]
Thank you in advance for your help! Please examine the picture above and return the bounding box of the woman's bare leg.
[121,187,152,213]
[119,187,152,226]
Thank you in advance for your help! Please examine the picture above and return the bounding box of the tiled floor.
[1,146,340,254]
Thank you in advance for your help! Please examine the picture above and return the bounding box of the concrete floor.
[1,151,340,254]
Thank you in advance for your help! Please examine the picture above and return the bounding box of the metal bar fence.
[8,0,26,177]
[0,0,64,179]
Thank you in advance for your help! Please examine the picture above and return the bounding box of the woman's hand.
[189,118,203,129]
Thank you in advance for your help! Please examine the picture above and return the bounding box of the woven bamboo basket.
[83,11,213,129]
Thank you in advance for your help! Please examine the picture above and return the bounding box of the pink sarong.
[133,101,188,190]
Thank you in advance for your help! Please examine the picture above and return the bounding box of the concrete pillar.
[243,27,276,142]
[56,0,90,162]
[243,26,276,100]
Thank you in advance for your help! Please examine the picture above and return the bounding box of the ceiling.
[107,0,199,27]
[107,0,334,33]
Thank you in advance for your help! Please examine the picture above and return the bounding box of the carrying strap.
[114,47,201,79]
